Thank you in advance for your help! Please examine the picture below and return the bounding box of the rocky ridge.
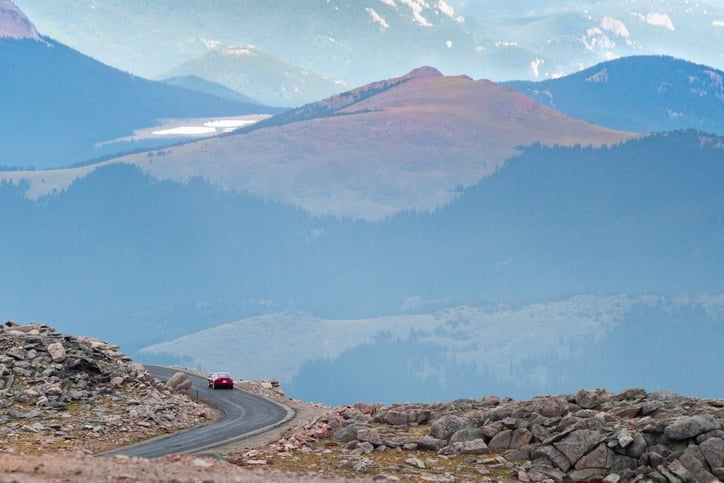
[234,389,724,482]
[0,321,215,455]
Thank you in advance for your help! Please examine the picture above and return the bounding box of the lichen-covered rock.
[664,414,720,440]
[429,415,468,440]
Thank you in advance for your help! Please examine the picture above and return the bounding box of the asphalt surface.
[102,365,294,458]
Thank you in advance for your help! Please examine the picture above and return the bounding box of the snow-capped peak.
[0,0,41,40]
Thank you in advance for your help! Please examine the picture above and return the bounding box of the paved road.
[102,365,294,458]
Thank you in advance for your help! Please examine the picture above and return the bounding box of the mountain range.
[505,56,724,135]
[12,0,724,86]
[161,46,345,107]
[0,66,632,219]
[0,1,278,169]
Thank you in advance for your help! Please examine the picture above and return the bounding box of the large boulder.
[553,430,606,466]
[574,443,614,470]
[333,424,368,442]
[678,444,717,482]
[575,389,603,409]
[530,397,566,418]
[488,429,513,452]
[356,428,383,446]
[430,415,468,440]
[700,437,724,470]
[416,435,447,452]
[664,414,720,440]
[532,445,572,472]
[46,342,66,363]
[449,427,486,444]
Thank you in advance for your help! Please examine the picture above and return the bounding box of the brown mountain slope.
[1,67,635,219]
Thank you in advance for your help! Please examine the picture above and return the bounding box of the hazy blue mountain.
[504,56,724,134]
[162,75,263,105]
[161,47,345,107]
[13,0,724,85]
[0,36,278,169]
[1,131,722,361]
[138,295,724,405]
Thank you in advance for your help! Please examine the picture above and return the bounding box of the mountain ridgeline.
[505,56,724,135]
[1,131,722,362]
[0,37,279,169]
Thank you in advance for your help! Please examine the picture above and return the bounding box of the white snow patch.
[530,58,544,78]
[495,40,519,47]
[436,0,463,21]
[200,38,221,49]
[586,68,609,83]
[152,126,217,136]
[550,72,565,79]
[399,0,432,27]
[713,20,724,27]
[600,16,630,38]
[582,27,616,51]
[379,0,397,7]
[203,120,257,128]
[445,39,453,48]
[366,7,390,29]
[224,47,257,56]
[633,12,675,31]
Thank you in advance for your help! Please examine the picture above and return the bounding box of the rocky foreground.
[0,321,215,455]
[233,389,724,482]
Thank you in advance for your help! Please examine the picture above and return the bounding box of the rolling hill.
[0,1,279,169]
[0,66,633,218]
[504,56,724,135]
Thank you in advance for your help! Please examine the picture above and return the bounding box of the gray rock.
[568,468,607,480]
[603,475,621,483]
[504,446,531,461]
[46,342,66,363]
[713,467,724,480]
[430,415,468,440]
[333,424,367,442]
[678,444,716,482]
[554,429,606,465]
[664,414,720,440]
[532,445,572,472]
[405,457,425,469]
[511,428,534,449]
[452,438,490,455]
[357,428,383,446]
[489,429,513,452]
[449,427,486,444]
[575,389,602,409]
[358,441,375,453]
[482,422,504,439]
[7,347,25,360]
[618,428,634,448]
[574,443,614,470]
[624,433,647,459]
[530,397,566,418]
[417,435,446,451]
[700,437,724,469]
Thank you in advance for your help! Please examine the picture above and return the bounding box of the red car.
[207,372,234,389]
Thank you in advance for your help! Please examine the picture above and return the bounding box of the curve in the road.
[101,365,294,458]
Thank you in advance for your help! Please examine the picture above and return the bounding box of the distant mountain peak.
[0,0,41,40]
[403,66,444,80]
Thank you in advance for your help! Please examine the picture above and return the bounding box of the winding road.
[102,365,294,458]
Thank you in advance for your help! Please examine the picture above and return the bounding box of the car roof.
[212,372,231,377]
